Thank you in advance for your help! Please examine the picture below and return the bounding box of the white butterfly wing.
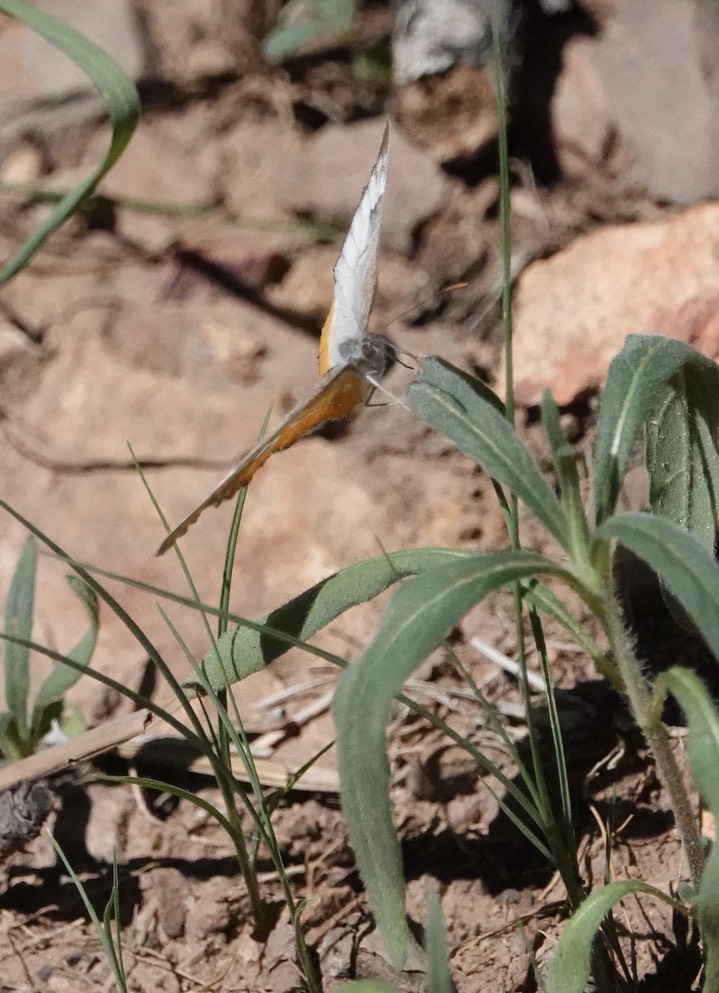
[318,123,390,375]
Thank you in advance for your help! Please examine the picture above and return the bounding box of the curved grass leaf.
[540,391,590,564]
[545,880,677,993]
[425,889,452,993]
[409,357,569,552]
[193,548,473,692]
[0,0,140,285]
[593,335,718,525]
[333,549,572,968]
[657,667,719,989]
[596,511,719,662]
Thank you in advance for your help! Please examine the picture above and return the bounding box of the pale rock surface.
[594,0,719,203]
[507,202,719,406]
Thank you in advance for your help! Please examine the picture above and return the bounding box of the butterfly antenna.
[385,340,425,372]
[375,281,469,335]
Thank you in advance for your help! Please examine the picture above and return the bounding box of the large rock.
[594,0,719,203]
[507,202,719,406]
[278,119,446,255]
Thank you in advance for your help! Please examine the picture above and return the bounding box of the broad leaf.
[334,549,572,967]
[3,536,37,732]
[593,335,718,525]
[426,889,452,993]
[646,363,719,554]
[658,667,719,990]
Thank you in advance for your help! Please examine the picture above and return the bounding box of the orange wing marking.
[156,366,369,555]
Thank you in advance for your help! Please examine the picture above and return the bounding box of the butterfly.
[157,123,394,556]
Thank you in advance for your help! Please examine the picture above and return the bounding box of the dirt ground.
[0,4,711,992]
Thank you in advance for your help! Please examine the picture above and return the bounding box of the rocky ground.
[0,1,717,990]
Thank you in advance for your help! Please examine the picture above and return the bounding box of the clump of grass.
[0,537,96,761]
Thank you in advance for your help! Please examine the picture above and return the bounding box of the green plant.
[0,537,97,760]
[0,0,140,286]
[264,0,355,61]
[52,838,128,993]
[328,340,719,987]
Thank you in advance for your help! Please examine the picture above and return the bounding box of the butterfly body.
[157,124,391,556]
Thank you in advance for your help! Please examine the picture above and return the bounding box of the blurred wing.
[157,366,370,555]
[318,122,390,376]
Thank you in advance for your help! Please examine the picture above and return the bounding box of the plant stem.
[601,599,704,888]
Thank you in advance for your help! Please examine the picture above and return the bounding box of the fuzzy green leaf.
[646,363,719,553]
[334,549,571,968]
[597,512,719,663]
[191,548,473,692]
[657,667,719,988]
[3,536,37,733]
[409,357,569,551]
[593,335,718,525]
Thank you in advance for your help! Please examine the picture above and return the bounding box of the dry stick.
[0,708,155,791]
[0,698,340,794]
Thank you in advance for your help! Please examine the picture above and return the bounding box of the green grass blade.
[540,390,590,566]
[333,550,572,968]
[408,357,569,552]
[597,511,719,662]
[4,536,37,734]
[425,889,452,993]
[193,548,473,692]
[646,362,719,554]
[593,335,718,525]
[0,0,140,285]
[32,577,98,728]
[51,838,128,991]
[545,880,679,993]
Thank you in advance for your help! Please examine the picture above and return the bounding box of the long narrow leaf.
[4,536,36,732]
[596,512,719,662]
[193,548,473,692]
[409,357,569,551]
[333,549,573,968]
[32,577,98,732]
[425,889,452,993]
[0,0,140,284]
[593,335,718,525]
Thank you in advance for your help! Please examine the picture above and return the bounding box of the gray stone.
[595,0,719,203]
